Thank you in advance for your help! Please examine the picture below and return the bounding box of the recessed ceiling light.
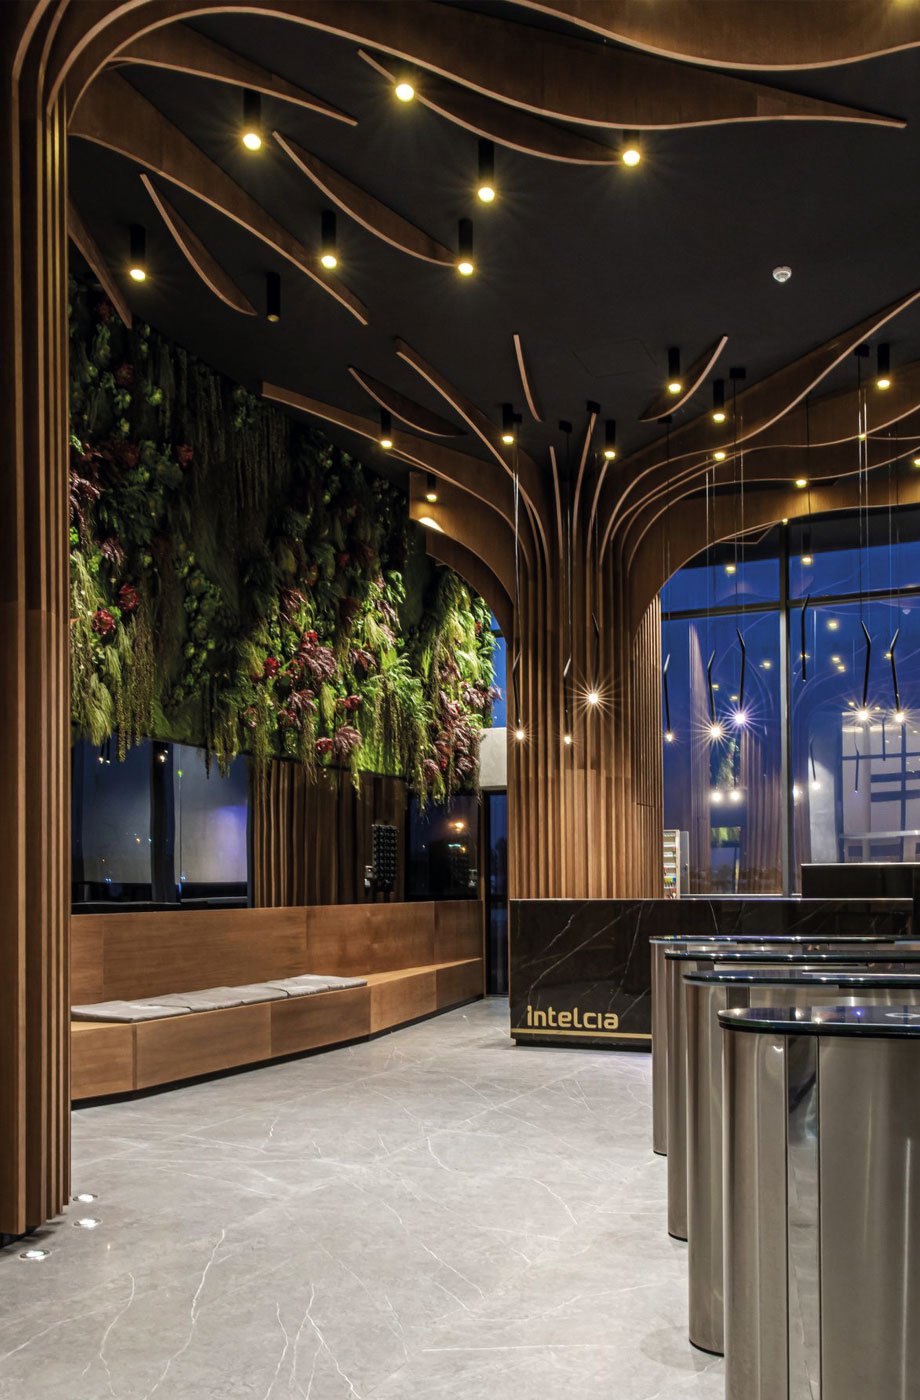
[795,477,808,489]
[773,266,792,283]
[395,81,415,102]
[621,133,641,167]
[714,450,727,462]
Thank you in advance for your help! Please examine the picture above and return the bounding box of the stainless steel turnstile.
[650,932,901,1158]
[664,946,920,1241]
[685,970,920,1357]
[722,1004,920,1400]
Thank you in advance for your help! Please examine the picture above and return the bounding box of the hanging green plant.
[67,276,498,794]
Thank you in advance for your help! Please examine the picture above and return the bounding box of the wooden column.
[507,516,663,900]
[0,3,70,1238]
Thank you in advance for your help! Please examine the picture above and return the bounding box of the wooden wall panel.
[252,764,407,907]
[369,969,438,1033]
[134,1003,273,1089]
[434,901,484,964]
[71,901,484,1002]
[436,959,484,1007]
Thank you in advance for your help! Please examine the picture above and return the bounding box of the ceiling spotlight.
[425,473,438,504]
[379,409,394,450]
[501,402,516,446]
[708,721,724,741]
[828,619,839,630]
[241,89,263,151]
[456,218,475,276]
[621,133,641,167]
[714,450,727,462]
[794,477,808,489]
[320,210,338,270]
[761,659,773,670]
[712,379,726,424]
[855,707,871,724]
[603,418,617,461]
[837,663,846,672]
[802,553,813,566]
[667,347,682,396]
[477,139,496,203]
[913,456,920,468]
[586,690,600,706]
[725,562,736,575]
[265,270,281,323]
[394,79,415,102]
[664,730,675,743]
[876,341,891,390]
[772,265,792,283]
[128,223,147,282]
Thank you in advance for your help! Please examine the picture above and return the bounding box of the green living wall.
[68,279,497,798]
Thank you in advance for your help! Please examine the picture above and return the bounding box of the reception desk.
[509,897,913,1048]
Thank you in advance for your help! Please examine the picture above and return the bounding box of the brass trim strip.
[511,1027,651,1040]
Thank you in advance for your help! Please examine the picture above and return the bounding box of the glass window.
[174,745,249,901]
[406,795,479,899]
[72,739,153,904]
[790,595,920,880]
[484,791,508,995]
[788,506,920,600]
[663,609,783,893]
[490,614,507,727]
[660,527,781,614]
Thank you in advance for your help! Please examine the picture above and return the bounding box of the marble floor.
[0,1000,723,1399]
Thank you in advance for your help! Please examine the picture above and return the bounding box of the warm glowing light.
[725,563,736,575]
[802,553,813,565]
[501,432,515,446]
[451,820,466,832]
[831,654,841,663]
[621,144,641,167]
[477,184,495,204]
[603,447,616,461]
[837,663,846,672]
[379,436,393,450]
[242,129,262,152]
[877,376,891,391]
[810,779,822,792]
[320,252,338,270]
[828,619,839,630]
[514,727,526,742]
[708,722,724,740]
[761,659,773,670]
[667,380,683,396]
[795,477,808,489]
[782,517,789,525]
[586,690,600,706]
[895,709,907,724]
[128,266,146,282]
[563,733,573,746]
[855,707,871,724]
[395,81,415,102]
[729,789,742,804]
[712,410,727,424]
[418,515,443,532]
[792,783,802,801]
[913,457,920,468]
[664,730,674,743]
[714,450,727,462]
[710,788,724,802]
[425,489,438,503]
[457,259,475,277]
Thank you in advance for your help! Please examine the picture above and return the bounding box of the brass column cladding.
[0,2,70,1237]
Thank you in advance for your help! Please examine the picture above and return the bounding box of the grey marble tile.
[0,1000,721,1400]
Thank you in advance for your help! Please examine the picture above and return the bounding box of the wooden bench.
[71,902,484,1099]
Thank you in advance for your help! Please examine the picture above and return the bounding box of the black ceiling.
[68,5,920,488]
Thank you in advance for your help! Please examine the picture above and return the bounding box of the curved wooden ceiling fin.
[597,282,920,559]
[348,368,464,436]
[70,72,369,325]
[513,334,543,421]
[511,2,920,73]
[572,403,599,535]
[357,49,618,166]
[274,133,455,266]
[393,334,551,550]
[259,381,528,553]
[67,198,132,328]
[140,174,256,315]
[548,444,564,558]
[114,22,356,124]
[638,335,728,421]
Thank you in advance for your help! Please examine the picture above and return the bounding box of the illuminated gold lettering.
[533,1009,547,1027]
[603,1013,620,1031]
[558,1011,572,1028]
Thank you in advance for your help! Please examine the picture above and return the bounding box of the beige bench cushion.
[72,1000,192,1023]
